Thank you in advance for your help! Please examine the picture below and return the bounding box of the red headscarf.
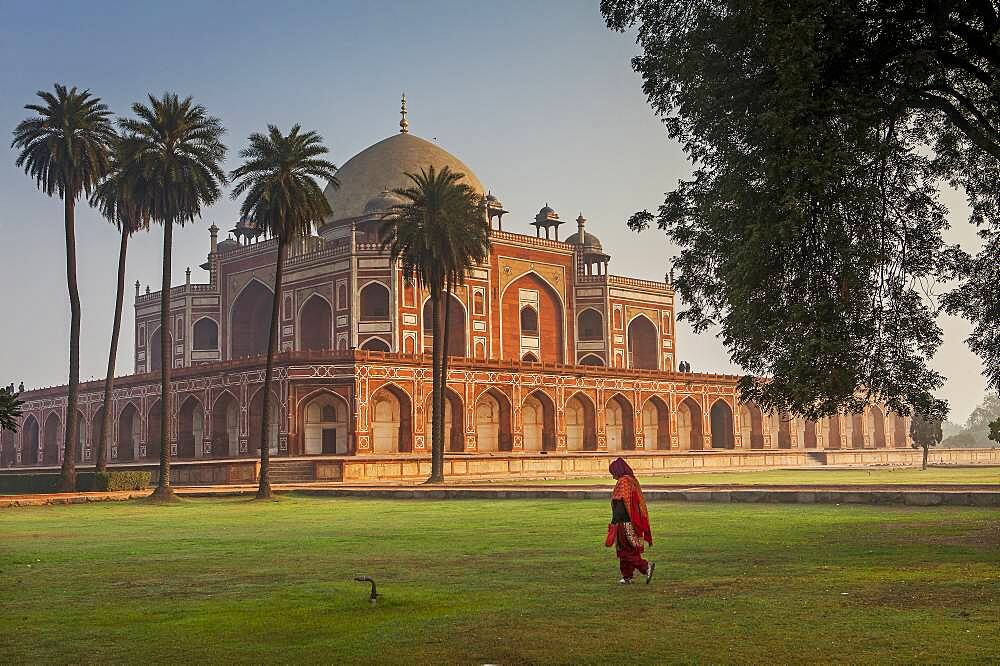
[610,457,652,545]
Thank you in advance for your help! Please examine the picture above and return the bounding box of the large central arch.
[500,272,564,364]
[230,280,273,359]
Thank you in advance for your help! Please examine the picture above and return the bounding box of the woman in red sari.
[605,457,655,584]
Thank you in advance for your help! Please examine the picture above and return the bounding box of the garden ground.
[1,496,997,664]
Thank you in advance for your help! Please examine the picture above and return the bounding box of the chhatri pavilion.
[1,101,914,482]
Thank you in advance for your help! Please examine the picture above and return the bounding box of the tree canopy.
[0,387,22,433]
[603,0,1000,421]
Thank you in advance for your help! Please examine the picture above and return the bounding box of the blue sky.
[0,0,987,422]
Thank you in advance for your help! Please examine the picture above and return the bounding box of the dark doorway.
[322,428,337,454]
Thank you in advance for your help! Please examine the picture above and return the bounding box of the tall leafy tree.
[120,94,226,500]
[380,166,489,482]
[603,0,1000,421]
[89,135,150,472]
[910,410,943,469]
[12,84,115,490]
[230,125,338,499]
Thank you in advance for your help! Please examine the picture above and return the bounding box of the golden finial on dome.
[399,93,409,134]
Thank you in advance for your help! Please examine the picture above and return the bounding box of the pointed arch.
[423,293,468,357]
[475,387,512,452]
[627,314,659,370]
[521,352,539,363]
[676,397,703,450]
[578,353,605,367]
[565,392,597,451]
[360,337,391,352]
[500,271,565,364]
[710,399,735,449]
[177,395,204,459]
[41,412,61,465]
[211,391,240,458]
[360,281,390,321]
[149,327,163,372]
[117,403,140,462]
[302,390,351,455]
[777,413,793,449]
[370,383,412,453]
[869,406,886,448]
[72,411,86,463]
[192,317,219,350]
[641,396,670,450]
[249,387,281,456]
[522,390,557,452]
[577,308,604,341]
[21,415,39,465]
[424,387,465,453]
[605,393,636,451]
[851,412,865,449]
[230,278,273,359]
[146,400,162,460]
[739,403,765,449]
[298,293,333,351]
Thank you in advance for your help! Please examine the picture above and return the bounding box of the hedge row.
[0,471,151,494]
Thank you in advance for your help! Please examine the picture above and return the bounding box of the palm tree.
[89,135,150,472]
[380,166,489,482]
[120,94,226,500]
[12,84,115,491]
[230,125,338,499]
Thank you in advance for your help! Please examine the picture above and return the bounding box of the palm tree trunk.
[257,233,287,499]
[152,218,175,500]
[427,286,444,483]
[60,196,80,492]
[96,228,129,473]
[438,275,453,464]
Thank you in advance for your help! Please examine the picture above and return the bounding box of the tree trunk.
[427,286,444,483]
[152,218,175,500]
[96,228,129,473]
[257,234,287,500]
[60,196,80,492]
[438,276,453,462]
[922,443,929,470]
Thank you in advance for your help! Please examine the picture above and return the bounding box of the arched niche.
[424,388,465,453]
[230,280,273,359]
[605,394,636,451]
[117,403,140,462]
[740,403,765,449]
[804,419,818,448]
[73,411,86,463]
[577,309,604,341]
[211,392,240,458]
[303,392,350,455]
[149,327,163,372]
[41,413,61,465]
[248,388,280,456]
[710,400,735,449]
[578,354,605,367]
[520,306,539,335]
[676,397,703,450]
[146,400,162,460]
[851,412,865,449]
[360,282,390,321]
[828,414,843,449]
[777,413,793,449]
[422,293,467,357]
[193,318,219,350]
[627,315,658,370]
[177,396,204,459]
[475,388,512,452]
[299,294,333,351]
[869,407,886,448]
[892,413,906,448]
[642,396,670,450]
[370,384,412,453]
[21,415,39,465]
[522,391,556,452]
[565,393,597,451]
[360,337,390,352]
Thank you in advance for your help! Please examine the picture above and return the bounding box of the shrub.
[92,471,151,492]
[0,473,61,494]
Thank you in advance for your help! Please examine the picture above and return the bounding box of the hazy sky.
[0,0,988,423]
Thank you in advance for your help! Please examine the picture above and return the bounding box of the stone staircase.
[267,460,316,483]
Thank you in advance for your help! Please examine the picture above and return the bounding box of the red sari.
[606,458,652,579]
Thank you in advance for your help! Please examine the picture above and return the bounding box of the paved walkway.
[3,482,999,508]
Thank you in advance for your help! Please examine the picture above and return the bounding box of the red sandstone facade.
[0,128,912,474]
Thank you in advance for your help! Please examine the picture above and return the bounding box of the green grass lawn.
[510,466,1000,487]
[1,497,997,664]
